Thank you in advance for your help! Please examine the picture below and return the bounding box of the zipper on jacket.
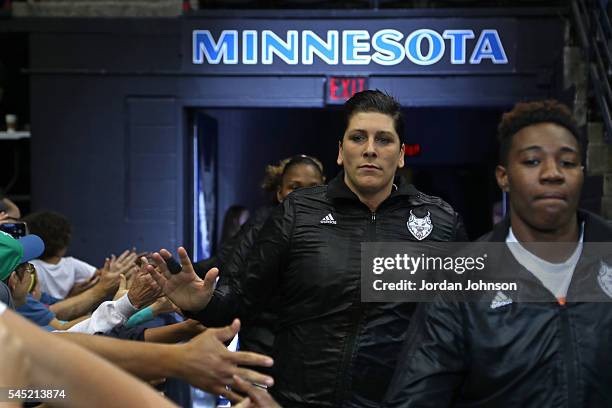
[335,210,377,405]
[559,305,578,407]
[368,212,376,240]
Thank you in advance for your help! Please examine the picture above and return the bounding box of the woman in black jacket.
[150,90,466,407]
[194,154,326,357]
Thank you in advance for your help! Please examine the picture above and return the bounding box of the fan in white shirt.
[31,256,97,299]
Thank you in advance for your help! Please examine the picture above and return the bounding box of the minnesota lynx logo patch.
[407,210,433,241]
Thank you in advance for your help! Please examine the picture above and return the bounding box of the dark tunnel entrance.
[189,106,507,257]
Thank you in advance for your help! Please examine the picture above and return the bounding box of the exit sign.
[326,76,368,104]
[404,144,422,157]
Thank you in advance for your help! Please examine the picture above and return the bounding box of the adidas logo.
[320,213,337,225]
[490,291,513,309]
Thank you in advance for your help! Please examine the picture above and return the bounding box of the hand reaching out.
[150,296,180,316]
[109,250,139,276]
[97,258,121,295]
[175,319,274,403]
[126,258,164,309]
[147,247,218,312]
[113,274,128,301]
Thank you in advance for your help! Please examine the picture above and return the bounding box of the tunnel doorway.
[189,106,507,258]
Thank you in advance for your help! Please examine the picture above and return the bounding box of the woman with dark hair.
[196,154,326,276]
[152,90,466,407]
[261,154,326,204]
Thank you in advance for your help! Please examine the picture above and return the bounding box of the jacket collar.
[486,209,612,243]
[326,170,418,203]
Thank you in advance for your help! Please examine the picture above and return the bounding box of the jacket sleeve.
[384,300,467,407]
[186,199,293,327]
[453,212,469,242]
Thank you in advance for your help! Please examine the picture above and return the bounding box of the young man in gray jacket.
[385,100,612,408]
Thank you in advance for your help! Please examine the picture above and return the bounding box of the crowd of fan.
[0,155,315,407]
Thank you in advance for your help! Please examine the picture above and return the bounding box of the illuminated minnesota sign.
[192,29,508,66]
[180,18,539,74]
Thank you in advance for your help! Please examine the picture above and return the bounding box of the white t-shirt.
[31,257,97,299]
[506,224,584,300]
[0,300,6,316]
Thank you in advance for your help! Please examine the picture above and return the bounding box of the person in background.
[29,253,133,322]
[0,231,44,308]
[262,154,327,205]
[220,205,250,248]
[194,154,325,278]
[23,210,136,299]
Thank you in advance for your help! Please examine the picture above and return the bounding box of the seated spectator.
[0,231,44,292]
[49,251,137,321]
[22,210,134,299]
[1,230,159,332]
[13,265,88,330]
[0,232,88,330]
[0,232,68,330]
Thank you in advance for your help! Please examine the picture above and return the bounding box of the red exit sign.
[327,76,368,104]
[404,144,422,157]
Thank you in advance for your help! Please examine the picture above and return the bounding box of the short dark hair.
[281,154,325,182]
[497,100,582,165]
[343,89,405,144]
[22,211,72,259]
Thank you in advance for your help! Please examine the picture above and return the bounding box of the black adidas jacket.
[189,172,466,407]
[384,210,612,408]
[195,205,279,358]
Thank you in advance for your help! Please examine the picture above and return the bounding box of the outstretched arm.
[149,201,294,328]
[0,305,176,408]
[57,319,274,402]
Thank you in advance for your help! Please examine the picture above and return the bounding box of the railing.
[572,0,612,143]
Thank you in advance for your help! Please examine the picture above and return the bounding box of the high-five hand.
[147,247,218,312]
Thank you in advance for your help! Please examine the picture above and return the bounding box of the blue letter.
[372,29,405,66]
[342,30,371,65]
[262,30,299,65]
[442,29,475,64]
[302,30,338,65]
[470,29,508,64]
[242,30,257,64]
[405,29,445,66]
[192,30,238,64]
